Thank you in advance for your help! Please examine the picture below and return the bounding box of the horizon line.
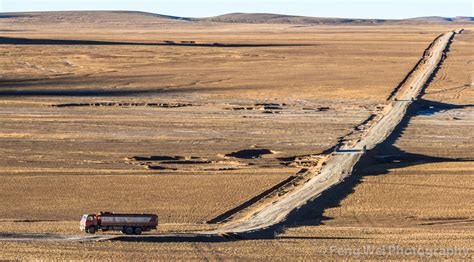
[0,10,472,20]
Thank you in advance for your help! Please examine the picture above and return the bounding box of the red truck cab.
[80,212,158,235]
[80,214,98,233]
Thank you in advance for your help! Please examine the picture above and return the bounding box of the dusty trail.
[0,29,459,242]
[213,29,459,236]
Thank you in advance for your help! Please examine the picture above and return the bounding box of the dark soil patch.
[50,102,192,108]
[131,156,184,161]
[225,148,274,159]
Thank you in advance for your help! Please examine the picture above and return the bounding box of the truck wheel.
[133,227,142,235]
[124,227,134,235]
[88,227,96,234]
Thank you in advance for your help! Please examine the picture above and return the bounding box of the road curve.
[214,30,459,235]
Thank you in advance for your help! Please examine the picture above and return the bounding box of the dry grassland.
[0,12,472,260]
[0,174,290,223]
[0,17,440,223]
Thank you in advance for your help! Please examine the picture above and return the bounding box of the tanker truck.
[80,212,158,235]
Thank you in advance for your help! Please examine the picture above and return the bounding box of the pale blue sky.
[0,0,472,19]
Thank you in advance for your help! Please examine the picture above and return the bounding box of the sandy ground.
[0,12,473,260]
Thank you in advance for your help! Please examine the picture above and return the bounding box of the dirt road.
[213,29,458,236]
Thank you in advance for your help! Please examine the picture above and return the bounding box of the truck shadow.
[110,233,365,243]
[110,234,234,243]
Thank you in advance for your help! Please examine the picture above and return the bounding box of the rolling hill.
[0,11,472,26]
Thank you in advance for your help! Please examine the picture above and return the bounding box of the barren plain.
[0,11,472,260]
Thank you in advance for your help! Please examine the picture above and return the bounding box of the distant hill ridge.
[202,13,474,24]
[200,12,387,24]
[406,16,474,22]
[0,11,472,24]
[0,11,192,23]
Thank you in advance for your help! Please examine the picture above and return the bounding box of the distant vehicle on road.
[80,212,158,235]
